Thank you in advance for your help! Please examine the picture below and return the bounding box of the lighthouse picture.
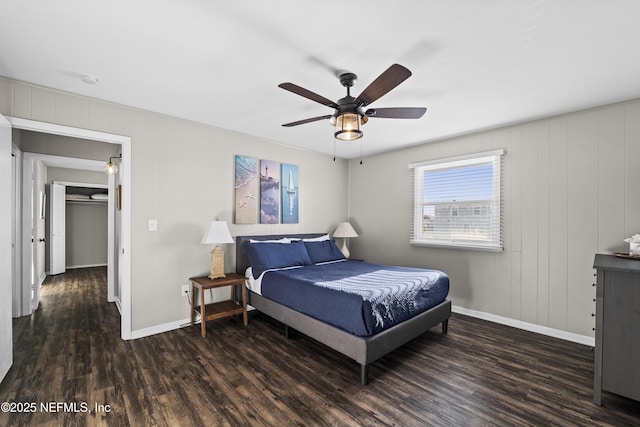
[259,159,280,224]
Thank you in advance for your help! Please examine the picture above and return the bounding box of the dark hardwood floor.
[1,267,639,426]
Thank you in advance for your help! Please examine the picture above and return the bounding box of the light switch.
[148,219,157,231]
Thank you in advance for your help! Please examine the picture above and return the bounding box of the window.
[409,149,504,251]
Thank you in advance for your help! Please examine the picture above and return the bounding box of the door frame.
[11,145,22,318]
[9,117,132,340]
[21,154,109,311]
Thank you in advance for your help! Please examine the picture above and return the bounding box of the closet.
[49,182,108,274]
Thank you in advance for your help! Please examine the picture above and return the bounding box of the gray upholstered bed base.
[236,234,451,385]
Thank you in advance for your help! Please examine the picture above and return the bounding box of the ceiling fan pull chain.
[333,137,337,162]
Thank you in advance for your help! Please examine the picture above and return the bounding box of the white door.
[11,153,17,310]
[0,113,13,381]
[50,182,66,275]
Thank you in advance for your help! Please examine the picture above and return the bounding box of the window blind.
[409,149,504,251]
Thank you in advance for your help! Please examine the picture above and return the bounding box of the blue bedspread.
[260,260,449,336]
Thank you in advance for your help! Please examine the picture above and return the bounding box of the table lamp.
[201,221,234,279]
[333,221,358,258]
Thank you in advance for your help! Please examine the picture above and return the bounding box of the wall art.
[260,159,280,224]
[234,155,259,224]
[281,163,299,224]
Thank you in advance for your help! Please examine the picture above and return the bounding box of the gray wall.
[20,131,120,160]
[348,100,640,338]
[0,77,350,332]
[65,201,108,269]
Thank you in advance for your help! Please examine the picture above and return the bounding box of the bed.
[236,233,451,385]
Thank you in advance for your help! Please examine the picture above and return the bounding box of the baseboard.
[452,305,595,347]
[128,304,593,346]
[131,317,197,340]
[114,297,122,315]
[67,263,107,269]
[130,307,254,339]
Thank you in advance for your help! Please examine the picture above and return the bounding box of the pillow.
[249,237,291,243]
[244,239,312,279]
[304,239,346,264]
[289,234,331,242]
[303,234,330,242]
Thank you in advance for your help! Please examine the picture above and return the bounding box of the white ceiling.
[2,1,640,159]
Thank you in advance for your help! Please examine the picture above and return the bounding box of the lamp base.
[339,239,350,259]
[208,246,226,279]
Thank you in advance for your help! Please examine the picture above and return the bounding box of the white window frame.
[409,149,504,252]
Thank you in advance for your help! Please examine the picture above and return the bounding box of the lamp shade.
[201,221,234,245]
[333,222,358,238]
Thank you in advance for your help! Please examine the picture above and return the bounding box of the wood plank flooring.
[1,267,639,426]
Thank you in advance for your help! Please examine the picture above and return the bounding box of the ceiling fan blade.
[365,107,427,119]
[278,83,339,108]
[282,115,332,127]
[355,64,412,107]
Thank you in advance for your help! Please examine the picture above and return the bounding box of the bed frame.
[236,233,451,385]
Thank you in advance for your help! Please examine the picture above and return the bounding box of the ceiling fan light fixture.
[334,113,363,141]
[279,64,423,141]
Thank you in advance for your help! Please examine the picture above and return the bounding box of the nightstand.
[189,273,248,337]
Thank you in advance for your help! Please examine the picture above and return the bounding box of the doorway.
[8,116,132,340]
[50,181,109,276]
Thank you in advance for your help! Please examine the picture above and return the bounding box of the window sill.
[410,239,503,252]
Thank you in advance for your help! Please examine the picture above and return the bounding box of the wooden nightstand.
[189,273,248,337]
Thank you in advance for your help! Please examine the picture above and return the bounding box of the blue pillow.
[304,239,346,264]
[244,239,312,279]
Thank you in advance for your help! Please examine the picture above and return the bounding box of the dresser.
[592,254,640,405]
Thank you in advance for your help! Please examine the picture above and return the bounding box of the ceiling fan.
[278,64,426,141]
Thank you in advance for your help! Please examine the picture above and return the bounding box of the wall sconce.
[104,154,121,175]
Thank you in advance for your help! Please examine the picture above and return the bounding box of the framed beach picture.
[234,155,259,224]
[260,159,280,224]
[281,163,299,224]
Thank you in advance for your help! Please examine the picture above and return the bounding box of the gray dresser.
[592,254,640,405]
